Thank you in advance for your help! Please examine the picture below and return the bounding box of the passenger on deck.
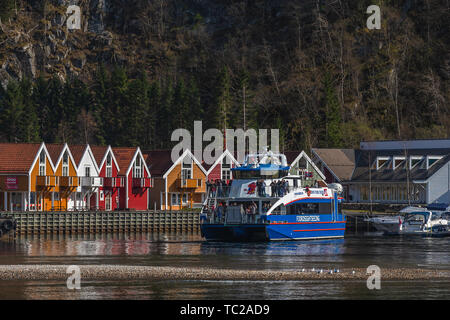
[261,180,267,197]
[270,181,276,197]
[217,203,223,222]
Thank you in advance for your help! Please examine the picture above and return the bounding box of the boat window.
[405,214,426,223]
[286,203,324,215]
[233,169,289,179]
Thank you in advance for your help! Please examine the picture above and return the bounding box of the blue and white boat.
[200,150,346,241]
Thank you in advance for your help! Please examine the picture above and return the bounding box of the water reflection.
[1,232,450,299]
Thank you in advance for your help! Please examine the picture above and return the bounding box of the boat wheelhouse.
[200,150,346,241]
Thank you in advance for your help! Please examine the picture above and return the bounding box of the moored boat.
[200,150,346,241]
[366,209,450,237]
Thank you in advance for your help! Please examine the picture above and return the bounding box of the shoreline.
[1,265,450,281]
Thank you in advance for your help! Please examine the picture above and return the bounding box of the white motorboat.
[366,208,450,237]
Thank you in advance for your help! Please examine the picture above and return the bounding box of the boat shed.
[347,139,450,205]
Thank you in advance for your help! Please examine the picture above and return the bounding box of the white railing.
[80,177,103,187]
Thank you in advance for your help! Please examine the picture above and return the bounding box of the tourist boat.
[366,208,450,237]
[200,150,346,241]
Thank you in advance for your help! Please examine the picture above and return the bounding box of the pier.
[1,209,399,236]
[1,211,200,235]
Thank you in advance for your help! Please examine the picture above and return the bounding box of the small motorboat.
[366,208,450,237]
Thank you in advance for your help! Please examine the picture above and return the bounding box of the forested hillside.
[0,0,448,151]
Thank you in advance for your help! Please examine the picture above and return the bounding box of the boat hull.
[201,214,346,242]
[200,224,268,242]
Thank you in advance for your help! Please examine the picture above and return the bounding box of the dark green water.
[0,232,449,299]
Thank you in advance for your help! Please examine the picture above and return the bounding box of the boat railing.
[204,210,267,224]
[205,185,304,199]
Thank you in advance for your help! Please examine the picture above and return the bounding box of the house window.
[29,192,36,211]
[85,166,90,177]
[426,156,442,169]
[376,157,390,170]
[182,193,189,205]
[105,192,111,211]
[39,151,46,176]
[171,193,180,205]
[393,157,405,170]
[182,157,192,181]
[62,151,69,176]
[106,153,112,177]
[360,186,368,201]
[409,156,422,169]
[134,156,142,178]
[221,156,231,180]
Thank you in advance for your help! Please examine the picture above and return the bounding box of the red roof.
[0,143,42,173]
[45,143,65,165]
[143,150,173,177]
[90,145,109,168]
[112,147,138,175]
[69,144,87,166]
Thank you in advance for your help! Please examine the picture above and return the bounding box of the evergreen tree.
[42,76,64,143]
[0,80,24,142]
[125,72,150,146]
[323,73,343,148]
[92,64,109,145]
[172,78,188,129]
[107,67,128,146]
[145,81,160,149]
[18,78,40,142]
[186,77,203,129]
[215,66,233,131]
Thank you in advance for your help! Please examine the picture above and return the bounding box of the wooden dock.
[1,211,200,235]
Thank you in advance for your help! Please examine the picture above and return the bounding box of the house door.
[11,192,23,211]
[105,193,111,211]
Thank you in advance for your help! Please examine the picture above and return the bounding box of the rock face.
[0,0,109,88]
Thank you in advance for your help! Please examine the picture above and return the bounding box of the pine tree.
[125,72,150,146]
[323,73,343,148]
[0,80,24,142]
[215,66,233,131]
[18,78,40,142]
[92,64,109,145]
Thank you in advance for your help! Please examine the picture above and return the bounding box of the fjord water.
[0,232,449,299]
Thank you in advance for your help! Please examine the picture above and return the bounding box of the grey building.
[347,139,450,205]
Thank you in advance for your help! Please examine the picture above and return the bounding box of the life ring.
[2,220,13,231]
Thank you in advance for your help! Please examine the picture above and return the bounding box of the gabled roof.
[90,145,108,167]
[351,148,450,183]
[46,143,78,171]
[45,143,65,166]
[70,144,100,174]
[69,144,88,167]
[203,149,240,175]
[312,148,356,182]
[144,150,172,177]
[0,143,43,174]
[112,147,150,176]
[284,151,301,165]
[288,150,326,180]
[143,149,207,178]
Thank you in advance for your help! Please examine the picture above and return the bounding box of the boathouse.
[145,149,206,210]
[70,144,103,210]
[91,145,121,211]
[112,147,152,210]
[202,149,240,182]
[347,139,450,205]
[313,140,450,205]
[285,150,327,187]
[0,142,55,211]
